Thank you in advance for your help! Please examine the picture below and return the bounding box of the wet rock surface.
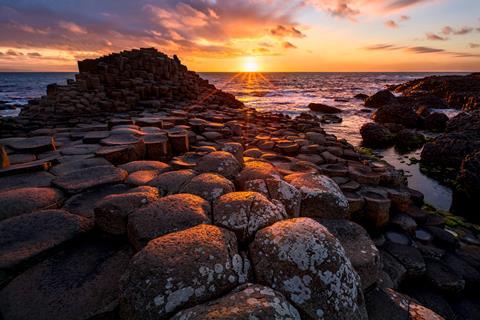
[0,49,478,320]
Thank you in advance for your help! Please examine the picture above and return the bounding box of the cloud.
[283,41,297,49]
[364,42,480,58]
[426,32,448,41]
[384,0,430,11]
[399,15,410,21]
[27,52,42,57]
[385,20,398,28]
[58,21,87,34]
[442,26,474,35]
[470,43,480,49]
[270,25,305,38]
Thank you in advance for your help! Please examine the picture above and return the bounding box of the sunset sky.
[0,0,479,72]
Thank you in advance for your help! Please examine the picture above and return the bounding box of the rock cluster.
[0,49,476,319]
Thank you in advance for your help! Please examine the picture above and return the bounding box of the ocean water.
[0,71,466,210]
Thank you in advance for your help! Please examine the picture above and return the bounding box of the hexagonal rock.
[0,171,54,192]
[95,190,160,235]
[213,191,287,243]
[148,169,197,195]
[171,283,301,320]
[245,179,302,217]
[249,218,367,320]
[119,160,170,174]
[0,187,64,221]
[0,238,132,320]
[195,151,242,180]
[0,210,93,270]
[220,142,244,164]
[318,219,381,290]
[52,165,127,193]
[236,161,281,189]
[180,173,235,202]
[127,194,211,250]
[7,136,56,153]
[126,170,160,186]
[49,157,112,176]
[285,173,349,219]
[119,224,249,319]
[96,144,145,165]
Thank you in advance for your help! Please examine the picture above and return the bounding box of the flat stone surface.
[7,136,56,153]
[0,238,132,320]
[0,156,56,177]
[120,224,248,319]
[148,169,197,195]
[62,184,130,218]
[127,193,211,250]
[319,219,381,290]
[49,157,112,176]
[383,242,426,277]
[0,171,54,192]
[8,153,36,165]
[171,283,301,320]
[249,218,367,320]
[195,151,242,179]
[52,165,127,193]
[0,187,64,221]
[236,161,281,189]
[0,209,93,269]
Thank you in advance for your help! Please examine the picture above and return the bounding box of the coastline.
[0,49,479,319]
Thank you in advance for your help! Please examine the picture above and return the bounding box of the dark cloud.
[283,41,297,49]
[385,0,430,11]
[27,52,42,57]
[270,25,305,38]
[327,1,359,19]
[469,43,480,49]
[426,33,448,41]
[442,26,474,35]
[365,42,480,58]
[399,15,410,21]
[385,20,398,28]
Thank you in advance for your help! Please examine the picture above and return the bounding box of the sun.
[243,56,259,72]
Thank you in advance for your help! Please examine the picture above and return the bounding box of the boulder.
[395,129,425,151]
[94,189,160,235]
[452,150,480,222]
[180,173,235,202]
[372,103,418,128]
[119,160,170,174]
[119,224,248,319]
[52,165,128,193]
[285,173,349,219]
[236,161,281,189]
[148,169,196,195]
[127,193,211,250]
[360,123,394,148]
[249,218,367,320]
[195,151,242,179]
[125,170,159,186]
[220,142,244,164]
[213,191,287,242]
[171,283,301,320]
[0,210,92,270]
[0,238,132,320]
[0,187,64,221]
[319,219,381,290]
[308,103,342,114]
[365,287,445,320]
[383,242,426,277]
[424,112,448,132]
[364,90,396,108]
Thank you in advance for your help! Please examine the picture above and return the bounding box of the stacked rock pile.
[0,50,478,320]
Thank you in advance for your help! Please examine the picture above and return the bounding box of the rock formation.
[0,49,477,319]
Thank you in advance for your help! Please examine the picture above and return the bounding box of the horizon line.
[0,70,478,73]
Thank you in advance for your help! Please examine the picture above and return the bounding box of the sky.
[0,0,479,72]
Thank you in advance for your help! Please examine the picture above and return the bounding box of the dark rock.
[424,226,458,250]
[424,258,465,294]
[127,193,211,250]
[7,136,56,153]
[0,171,54,192]
[364,90,396,109]
[0,209,92,270]
[171,283,301,320]
[180,173,235,202]
[360,123,394,148]
[52,165,127,193]
[0,187,64,221]
[452,150,480,222]
[236,161,281,189]
[94,189,160,235]
[119,160,170,174]
[148,169,196,195]
[119,224,248,319]
[285,172,349,219]
[308,103,342,114]
[383,242,426,277]
[403,288,456,320]
[380,250,406,289]
[395,129,425,151]
[444,253,480,289]
[0,238,132,320]
[423,112,448,132]
[320,219,381,290]
[213,191,286,243]
[354,93,369,101]
[249,218,367,320]
[50,157,111,176]
[372,103,419,128]
[0,144,8,168]
[195,151,242,180]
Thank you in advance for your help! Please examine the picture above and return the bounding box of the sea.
[0,72,468,211]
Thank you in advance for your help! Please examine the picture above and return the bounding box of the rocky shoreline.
[0,49,479,319]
